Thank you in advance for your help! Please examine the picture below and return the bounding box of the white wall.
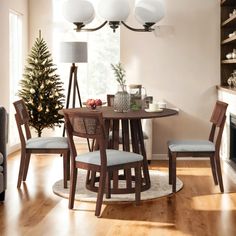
[0,0,28,111]
[121,0,220,156]
[28,0,53,50]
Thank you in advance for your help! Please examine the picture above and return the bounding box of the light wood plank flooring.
[1,145,236,236]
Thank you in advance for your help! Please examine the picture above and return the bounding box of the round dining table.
[62,106,178,192]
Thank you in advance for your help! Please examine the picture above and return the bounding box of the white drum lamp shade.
[59,42,88,63]
[98,0,130,22]
[62,0,95,24]
[135,0,165,25]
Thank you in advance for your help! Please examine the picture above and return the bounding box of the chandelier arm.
[74,21,108,32]
[121,21,154,32]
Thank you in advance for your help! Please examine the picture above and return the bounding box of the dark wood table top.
[61,106,178,120]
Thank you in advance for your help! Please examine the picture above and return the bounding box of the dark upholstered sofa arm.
[0,107,7,201]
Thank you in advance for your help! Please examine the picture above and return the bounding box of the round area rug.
[52,170,183,203]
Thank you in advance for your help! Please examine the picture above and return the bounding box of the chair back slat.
[107,95,115,132]
[215,115,226,152]
[107,94,115,107]
[13,100,30,125]
[13,100,32,143]
[209,101,228,149]
[210,101,228,127]
[64,111,104,139]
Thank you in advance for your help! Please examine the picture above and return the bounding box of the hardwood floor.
[1,145,236,236]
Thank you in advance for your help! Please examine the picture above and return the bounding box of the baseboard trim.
[7,143,20,155]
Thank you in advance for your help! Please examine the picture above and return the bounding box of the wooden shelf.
[221,0,236,6]
[221,1,236,86]
[222,14,236,27]
[222,35,236,44]
[222,59,236,64]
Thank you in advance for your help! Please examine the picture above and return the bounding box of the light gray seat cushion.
[26,137,68,149]
[0,166,3,172]
[76,149,143,166]
[168,140,215,152]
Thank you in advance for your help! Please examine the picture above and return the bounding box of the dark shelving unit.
[221,0,236,86]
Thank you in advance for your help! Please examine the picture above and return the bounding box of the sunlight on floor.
[191,193,236,211]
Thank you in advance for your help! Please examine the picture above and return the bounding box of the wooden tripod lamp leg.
[63,63,91,152]
[63,63,75,137]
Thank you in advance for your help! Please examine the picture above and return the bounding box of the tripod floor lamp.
[60,42,91,150]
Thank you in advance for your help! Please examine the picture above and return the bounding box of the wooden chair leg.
[90,171,97,189]
[214,153,224,193]
[209,154,218,185]
[95,170,106,217]
[17,152,26,188]
[134,164,141,205]
[113,170,119,190]
[126,168,132,190]
[67,150,70,181]
[105,171,111,199]
[68,167,77,209]
[86,170,91,185]
[168,149,172,184]
[63,152,68,188]
[22,153,31,181]
[91,137,99,150]
[172,153,177,193]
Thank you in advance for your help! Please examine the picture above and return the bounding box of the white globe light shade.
[98,0,130,22]
[135,0,165,25]
[62,0,95,24]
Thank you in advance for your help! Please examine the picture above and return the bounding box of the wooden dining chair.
[168,101,228,193]
[13,99,70,188]
[64,109,143,216]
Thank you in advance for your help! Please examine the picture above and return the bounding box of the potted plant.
[111,62,126,91]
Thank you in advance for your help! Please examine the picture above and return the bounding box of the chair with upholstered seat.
[64,109,143,216]
[13,99,70,188]
[168,101,228,193]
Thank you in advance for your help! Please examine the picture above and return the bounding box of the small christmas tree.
[19,31,65,137]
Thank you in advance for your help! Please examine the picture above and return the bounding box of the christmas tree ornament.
[30,88,35,94]
[38,104,43,112]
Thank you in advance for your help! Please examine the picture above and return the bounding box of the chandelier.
[62,0,165,33]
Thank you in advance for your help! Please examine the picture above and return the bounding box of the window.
[9,11,23,149]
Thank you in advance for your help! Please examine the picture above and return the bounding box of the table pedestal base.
[85,169,150,195]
